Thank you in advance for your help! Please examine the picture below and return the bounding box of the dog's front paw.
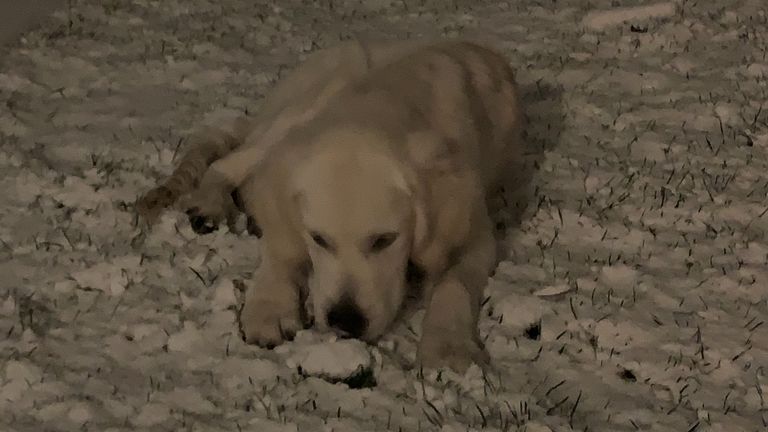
[183,187,234,234]
[417,323,488,373]
[240,297,303,349]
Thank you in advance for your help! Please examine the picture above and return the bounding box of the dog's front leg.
[237,167,309,348]
[417,209,496,372]
[240,252,306,348]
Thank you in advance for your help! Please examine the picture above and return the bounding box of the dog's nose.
[326,298,367,338]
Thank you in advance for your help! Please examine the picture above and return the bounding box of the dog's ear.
[288,160,315,228]
[393,165,431,253]
[287,183,312,232]
[412,195,430,254]
[390,161,431,254]
[291,189,307,215]
[398,132,483,278]
[398,131,456,255]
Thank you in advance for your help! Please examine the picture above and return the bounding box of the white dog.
[137,38,525,371]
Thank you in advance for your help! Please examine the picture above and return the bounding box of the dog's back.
[286,40,525,190]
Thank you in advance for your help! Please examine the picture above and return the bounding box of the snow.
[582,2,677,31]
[167,321,208,352]
[282,336,372,380]
[745,63,768,78]
[67,403,93,425]
[4,360,43,384]
[132,402,171,428]
[211,277,238,309]
[490,290,546,330]
[1,0,767,431]
[70,255,143,296]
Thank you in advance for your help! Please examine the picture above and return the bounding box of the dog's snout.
[326,297,367,338]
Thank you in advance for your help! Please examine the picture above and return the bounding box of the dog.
[136,38,525,372]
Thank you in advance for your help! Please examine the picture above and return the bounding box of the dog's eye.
[369,233,398,253]
[310,232,331,250]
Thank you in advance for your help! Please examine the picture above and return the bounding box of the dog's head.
[291,129,427,341]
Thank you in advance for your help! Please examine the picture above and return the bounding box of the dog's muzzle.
[326,295,368,338]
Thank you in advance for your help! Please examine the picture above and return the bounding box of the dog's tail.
[135,118,250,224]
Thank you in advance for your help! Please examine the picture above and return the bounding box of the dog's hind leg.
[135,118,250,227]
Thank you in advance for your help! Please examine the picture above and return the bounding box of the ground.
[0,0,767,431]
[0,0,64,48]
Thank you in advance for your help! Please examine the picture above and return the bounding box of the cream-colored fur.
[136,38,430,228]
[137,39,525,372]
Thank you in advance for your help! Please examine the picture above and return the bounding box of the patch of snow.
[167,321,207,353]
[156,387,216,414]
[132,402,170,428]
[70,255,143,296]
[582,2,677,31]
[523,422,554,432]
[36,402,69,422]
[283,338,372,380]
[489,292,546,329]
[0,116,28,136]
[745,63,768,78]
[248,418,299,432]
[211,278,237,310]
[599,264,638,295]
[67,403,93,425]
[4,360,43,384]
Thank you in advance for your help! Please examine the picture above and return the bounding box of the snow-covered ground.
[1,0,767,430]
[0,0,64,48]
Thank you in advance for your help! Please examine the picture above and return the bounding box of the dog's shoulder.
[373,40,523,181]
